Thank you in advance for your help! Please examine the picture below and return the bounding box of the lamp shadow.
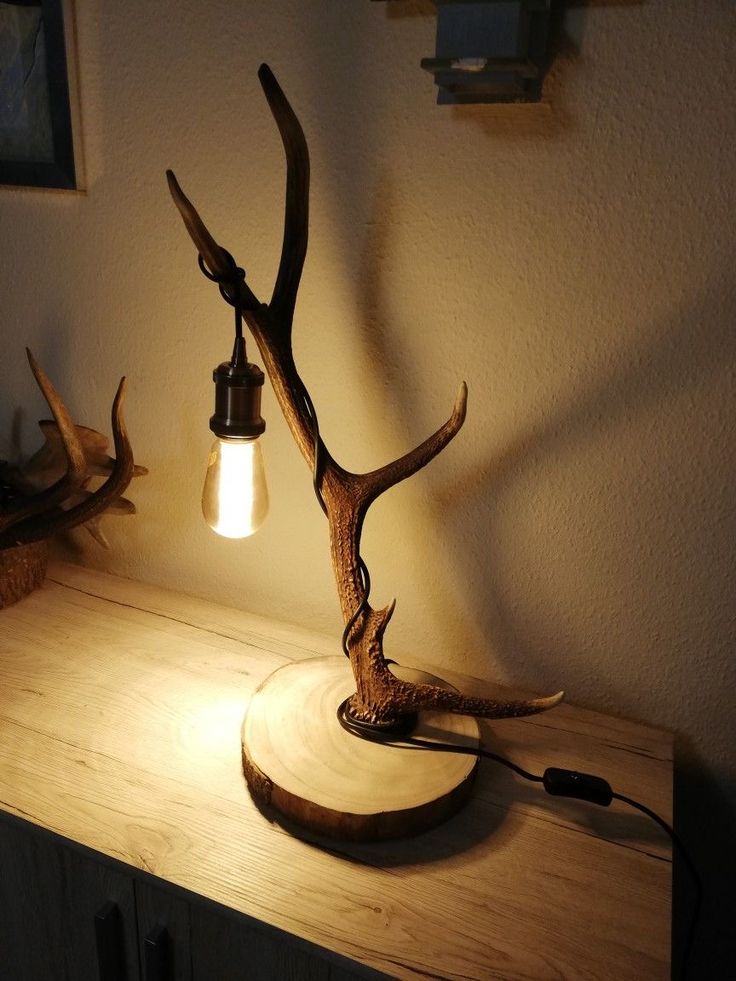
[297,6,735,969]
[322,157,736,973]
[436,273,736,701]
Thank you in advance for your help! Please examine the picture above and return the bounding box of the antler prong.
[166,170,229,279]
[361,381,468,505]
[353,669,564,724]
[47,376,136,535]
[0,377,135,548]
[257,63,309,326]
[166,169,261,311]
[0,350,87,536]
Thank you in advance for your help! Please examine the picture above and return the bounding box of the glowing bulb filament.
[202,437,269,538]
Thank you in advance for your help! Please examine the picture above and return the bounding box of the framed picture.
[0,0,83,190]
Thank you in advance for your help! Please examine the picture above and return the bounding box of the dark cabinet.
[0,815,364,981]
[0,816,139,981]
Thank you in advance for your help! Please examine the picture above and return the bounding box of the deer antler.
[0,351,137,550]
[167,64,563,726]
[0,350,87,536]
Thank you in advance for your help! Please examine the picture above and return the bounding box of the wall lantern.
[374,0,552,104]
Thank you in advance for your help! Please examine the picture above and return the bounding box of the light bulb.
[202,436,269,538]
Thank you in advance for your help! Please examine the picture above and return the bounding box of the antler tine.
[166,170,230,279]
[346,600,564,724]
[361,382,468,506]
[0,350,88,536]
[258,63,309,328]
[362,670,564,722]
[0,378,135,549]
[166,169,261,311]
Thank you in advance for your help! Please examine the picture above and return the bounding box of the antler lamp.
[167,65,563,841]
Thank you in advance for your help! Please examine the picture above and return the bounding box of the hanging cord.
[198,249,245,311]
[198,250,247,354]
[337,706,702,979]
[300,384,370,659]
[197,244,368,660]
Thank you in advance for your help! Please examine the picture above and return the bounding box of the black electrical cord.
[301,383,370,659]
[198,250,245,314]
[198,250,247,350]
[612,791,702,977]
[337,702,702,979]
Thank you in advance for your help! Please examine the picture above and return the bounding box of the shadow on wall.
[353,184,736,981]
[298,4,735,976]
[438,274,736,676]
[445,271,736,981]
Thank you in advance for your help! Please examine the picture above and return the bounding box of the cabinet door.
[135,878,192,981]
[0,815,140,981]
[190,902,335,981]
[135,877,377,981]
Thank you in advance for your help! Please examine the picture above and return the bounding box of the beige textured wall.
[1,0,734,971]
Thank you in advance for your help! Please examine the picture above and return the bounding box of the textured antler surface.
[167,64,563,725]
[0,350,87,537]
[0,351,141,552]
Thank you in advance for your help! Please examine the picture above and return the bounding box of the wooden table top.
[0,562,672,980]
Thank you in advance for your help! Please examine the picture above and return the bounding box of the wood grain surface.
[242,657,480,840]
[0,562,673,980]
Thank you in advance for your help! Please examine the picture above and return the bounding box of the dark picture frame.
[0,0,83,190]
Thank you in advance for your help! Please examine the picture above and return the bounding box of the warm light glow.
[202,437,269,538]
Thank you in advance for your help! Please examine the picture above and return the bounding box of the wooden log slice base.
[241,656,480,841]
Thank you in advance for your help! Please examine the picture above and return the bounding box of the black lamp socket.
[209,355,266,440]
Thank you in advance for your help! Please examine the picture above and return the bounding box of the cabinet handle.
[144,924,171,981]
[94,901,124,981]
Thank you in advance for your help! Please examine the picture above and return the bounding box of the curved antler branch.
[361,381,467,507]
[351,654,564,723]
[0,377,135,549]
[166,169,261,311]
[166,171,332,487]
[258,63,309,328]
[166,170,229,280]
[0,350,87,535]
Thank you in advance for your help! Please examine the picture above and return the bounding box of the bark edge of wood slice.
[241,656,480,841]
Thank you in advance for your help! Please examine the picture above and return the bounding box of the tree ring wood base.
[241,656,480,841]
